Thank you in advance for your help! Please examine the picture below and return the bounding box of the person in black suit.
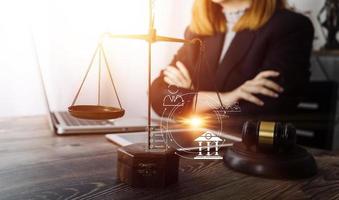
[151,0,314,120]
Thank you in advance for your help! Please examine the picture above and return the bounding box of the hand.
[226,70,284,106]
[163,61,193,89]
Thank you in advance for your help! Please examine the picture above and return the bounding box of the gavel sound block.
[224,121,318,179]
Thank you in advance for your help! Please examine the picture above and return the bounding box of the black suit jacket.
[151,9,314,119]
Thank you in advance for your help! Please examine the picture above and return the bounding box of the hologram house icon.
[194,131,223,160]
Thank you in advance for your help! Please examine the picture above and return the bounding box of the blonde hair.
[190,0,286,36]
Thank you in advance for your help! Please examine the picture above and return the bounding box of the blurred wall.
[0,0,194,118]
[0,0,330,118]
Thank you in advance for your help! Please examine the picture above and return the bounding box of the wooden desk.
[1,116,339,200]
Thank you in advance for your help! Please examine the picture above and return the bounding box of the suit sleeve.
[150,28,200,117]
[241,14,315,115]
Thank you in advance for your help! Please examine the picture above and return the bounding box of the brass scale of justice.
[68,0,207,150]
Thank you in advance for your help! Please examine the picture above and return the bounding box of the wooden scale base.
[117,143,179,188]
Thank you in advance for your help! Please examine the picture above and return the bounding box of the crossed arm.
[163,61,284,112]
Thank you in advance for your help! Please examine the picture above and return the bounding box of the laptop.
[31,33,155,135]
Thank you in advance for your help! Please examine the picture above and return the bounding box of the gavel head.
[242,121,296,153]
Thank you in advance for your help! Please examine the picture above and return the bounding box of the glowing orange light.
[181,116,205,128]
[190,117,203,127]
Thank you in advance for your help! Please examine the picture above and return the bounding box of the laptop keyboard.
[58,112,110,126]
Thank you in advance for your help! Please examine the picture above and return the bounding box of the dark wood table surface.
[1,116,339,200]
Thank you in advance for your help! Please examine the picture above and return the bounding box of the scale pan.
[68,105,125,120]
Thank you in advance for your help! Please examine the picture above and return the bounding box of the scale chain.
[71,45,100,106]
[101,45,123,110]
[98,47,102,105]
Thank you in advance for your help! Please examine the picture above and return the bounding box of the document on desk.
[105,129,241,151]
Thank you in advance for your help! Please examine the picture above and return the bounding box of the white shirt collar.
[223,7,249,25]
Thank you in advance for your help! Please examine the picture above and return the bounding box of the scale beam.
[102,32,197,45]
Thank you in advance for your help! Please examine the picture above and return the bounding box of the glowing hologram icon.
[215,102,241,116]
[163,85,184,107]
[225,102,241,113]
[150,131,167,152]
[194,131,223,160]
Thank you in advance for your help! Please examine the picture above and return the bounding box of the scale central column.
[147,0,154,150]
[147,36,152,150]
